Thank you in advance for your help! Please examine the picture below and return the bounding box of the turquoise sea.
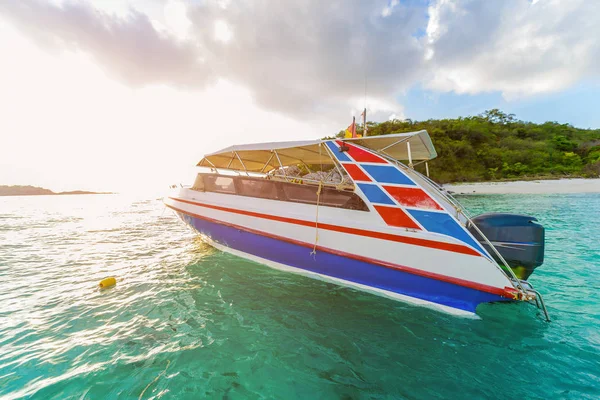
[0,193,599,399]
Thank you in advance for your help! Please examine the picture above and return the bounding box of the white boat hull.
[165,191,517,316]
[167,138,520,316]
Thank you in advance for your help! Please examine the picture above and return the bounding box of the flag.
[344,116,362,138]
[344,117,356,138]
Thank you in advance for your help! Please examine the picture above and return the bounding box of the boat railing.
[198,169,355,191]
[408,170,532,292]
[373,152,529,295]
[267,174,354,190]
[327,149,547,319]
[385,158,551,320]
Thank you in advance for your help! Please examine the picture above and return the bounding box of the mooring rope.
[139,360,170,400]
[310,143,326,256]
[310,180,323,256]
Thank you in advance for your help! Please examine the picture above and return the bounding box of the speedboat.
[165,131,549,319]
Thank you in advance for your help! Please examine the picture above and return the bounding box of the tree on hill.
[337,110,600,183]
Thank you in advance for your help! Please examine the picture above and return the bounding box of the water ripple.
[0,193,599,399]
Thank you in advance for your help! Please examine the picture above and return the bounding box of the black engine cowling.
[468,213,544,280]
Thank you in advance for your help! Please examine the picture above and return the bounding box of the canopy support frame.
[226,154,235,169]
[322,142,349,184]
[260,152,275,173]
[234,151,250,177]
[198,130,436,173]
[378,136,412,154]
[204,158,220,174]
[273,150,287,180]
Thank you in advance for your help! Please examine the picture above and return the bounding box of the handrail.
[371,150,527,294]
[411,170,528,293]
[269,174,354,190]
[530,288,550,321]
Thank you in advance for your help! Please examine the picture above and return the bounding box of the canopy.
[197,130,437,173]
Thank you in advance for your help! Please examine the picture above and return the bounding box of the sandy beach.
[444,178,600,194]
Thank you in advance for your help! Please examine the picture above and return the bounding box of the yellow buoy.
[99,277,117,288]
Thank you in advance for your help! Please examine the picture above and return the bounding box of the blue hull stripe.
[407,209,487,255]
[179,212,508,313]
[361,165,416,185]
[325,141,351,162]
[357,183,396,205]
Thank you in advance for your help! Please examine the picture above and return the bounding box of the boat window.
[200,174,368,212]
[191,174,205,191]
[203,175,237,194]
[321,190,367,210]
[282,184,369,211]
[282,184,319,204]
[236,178,281,200]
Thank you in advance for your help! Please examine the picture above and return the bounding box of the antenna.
[363,50,368,137]
[363,72,367,111]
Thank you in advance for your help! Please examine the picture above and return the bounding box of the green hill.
[339,109,600,183]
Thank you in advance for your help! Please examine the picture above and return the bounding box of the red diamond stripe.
[374,205,422,229]
[335,141,387,163]
[342,163,372,181]
[383,186,443,210]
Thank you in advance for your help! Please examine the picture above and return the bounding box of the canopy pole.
[260,153,275,173]
[273,150,288,180]
[377,136,411,153]
[322,142,347,183]
[226,154,235,169]
[205,159,220,174]
[234,151,250,177]
[425,162,430,177]
[407,142,414,168]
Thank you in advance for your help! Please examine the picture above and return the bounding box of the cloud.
[0,0,212,88]
[186,0,428,118]
[0,0,426,121]
[1,0,598,121]
[425,0,600,98]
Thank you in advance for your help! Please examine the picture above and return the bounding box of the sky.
[1,0,599,193]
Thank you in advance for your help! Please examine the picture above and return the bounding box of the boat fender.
[99,277,117,288]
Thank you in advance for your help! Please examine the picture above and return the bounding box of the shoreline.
[0,192,115,197]
[444,178,600,194]
[0,185,114,197]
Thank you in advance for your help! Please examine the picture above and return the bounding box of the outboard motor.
[468,213,544,280]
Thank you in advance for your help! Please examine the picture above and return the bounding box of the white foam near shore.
[444,178,600,194]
